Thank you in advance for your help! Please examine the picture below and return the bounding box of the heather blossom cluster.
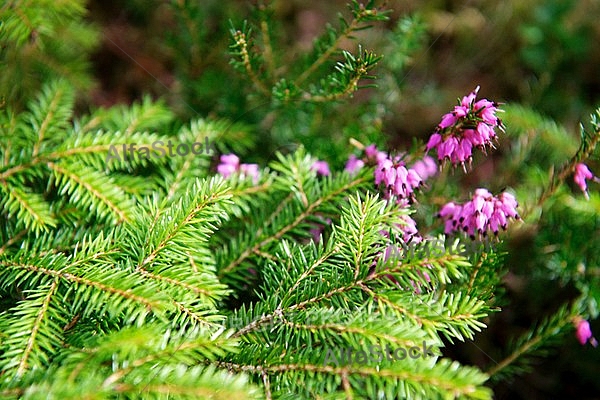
[426,86,504,169]
[342,144,436,243]
[344,144,386,174]
[217,154,259,183]
[217,87,516,245]
[438,188,520,239]
[371,149,437,204]
[372,154,438,241]
[374,158,424,203]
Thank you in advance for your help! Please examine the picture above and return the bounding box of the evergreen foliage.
[0,80,497,397]
[0,0,98,109]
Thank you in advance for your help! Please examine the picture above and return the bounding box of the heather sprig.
[217,153,260,183]
[426,86,504,170]
[438,188,520,240]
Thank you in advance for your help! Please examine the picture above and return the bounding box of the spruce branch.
[230,247,480,341]
[229,193,488,351]
[219,358,490,399]
[0,184,56,232]
[0,83,190,235]
[48,161,133,223]
[17,326,260,399]
[80,96,174,136]
[302,48,381,103]
[0,280,64,382]
[0,0,97,106]
[26,81,74,157]
[0,254,172,325]
[218,152,370,278]
[258,1,276,79]
[486,304,575,382]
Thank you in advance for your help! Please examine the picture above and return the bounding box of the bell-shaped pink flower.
[311,160,330,176]
[411,156,437,181]
[217,153,260,183]
[374,156,423,203]
[217,154,240,178]
[365,144,388,164]
[574,163,595,199]
[575,318,598,347]
[240,163,260,183]
[345,154,365,174]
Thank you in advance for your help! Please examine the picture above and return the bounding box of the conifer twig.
[232,30,270,96]
[295,18,362,87]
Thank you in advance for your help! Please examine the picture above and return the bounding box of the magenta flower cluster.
[345,144,387,174]
[343,144,439,242]
[438,188,519,239]
[311,160,331,176]
[374,158,424,203]
[426,86,503,168]
[410,156,437,181]
[217,154,260,183]
[216,87,518,246]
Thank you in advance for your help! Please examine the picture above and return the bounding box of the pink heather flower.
[411,156,437,181]
[374,157,423,203]
[439,113,457,129]
[220,153,239,165]
[364,144,388,164]
[438,189,519,240]
[311,160,331,176]
[217,154,240,178]
[217,153,260,183]
[575,319,598,347]
[240,163,260,183]
[573,163,595,199]
[426,86,504,169]
[426,133,442,151]
[394,199,422,243]
[345,154,365,174]
[398,214,421,243]
[217,162,237,178]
